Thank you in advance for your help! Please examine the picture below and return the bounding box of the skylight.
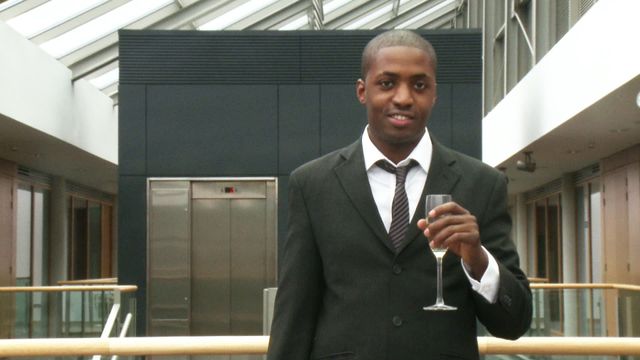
[324,0,352,14]
[278,14,308,31]
[89,67,119,90]
[198,0,278,30]
[6,0,107,39]
[277,0,355,31]
[39,0,173,59]
[395,0,456,29]
[0,0,23,12]
[344,4,393,30]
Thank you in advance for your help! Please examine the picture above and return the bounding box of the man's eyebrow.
[377,71,399,77]
[376,71,433,80]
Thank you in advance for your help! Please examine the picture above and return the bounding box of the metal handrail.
[530,283,640,291]
[0,285,137,293]
[0,336,640,357]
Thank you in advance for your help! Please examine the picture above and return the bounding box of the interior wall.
[0,22,117,164]
[600,144,640,335]
[118,30,483,335]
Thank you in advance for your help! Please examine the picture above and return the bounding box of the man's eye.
[379,80,393,89]
[414,81,426,90]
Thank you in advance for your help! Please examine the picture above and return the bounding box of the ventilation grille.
[66,181,114,203]
[17,166,52,187]
[120,30,481,84]
[574,163,600,184]
[524,178,562,202]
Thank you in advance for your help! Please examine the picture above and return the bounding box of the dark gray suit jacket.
[268,137,532,360]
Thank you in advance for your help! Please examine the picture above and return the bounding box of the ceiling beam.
[69,43,118,81]
[308,0,324,30]
[392,0,401,16]
[394,0,459,29]
[324,0,388,30]
[0,0,47,21]
[246,1,309,30]
[222,0,299,30]
[147,0,235,30]
[379,0,459,29]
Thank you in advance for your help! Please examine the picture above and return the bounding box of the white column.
[561,173,577,335]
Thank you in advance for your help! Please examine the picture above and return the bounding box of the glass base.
[423,303,457,311]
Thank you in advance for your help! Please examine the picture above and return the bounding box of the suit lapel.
[399,139,462,253]
[334,140,396,253]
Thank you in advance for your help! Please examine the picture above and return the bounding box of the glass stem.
[435,255,444,305]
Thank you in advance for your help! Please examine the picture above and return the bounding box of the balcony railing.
[0,284,136,340]
[527,283,640,338]
[0,283,637,359]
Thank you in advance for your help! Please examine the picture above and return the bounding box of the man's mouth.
[388,113,414,126]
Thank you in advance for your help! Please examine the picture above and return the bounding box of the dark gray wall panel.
[120,31,300,84]
[147,85,278,176]
[452,83,482,159]
[120,30,481,84]
[320,84,366,154]
[118,85,147,175]
[427,83,452,146]
[278,85,320,175]
[117,175,148,335]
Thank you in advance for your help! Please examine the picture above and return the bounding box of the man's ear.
[356,79,366,104]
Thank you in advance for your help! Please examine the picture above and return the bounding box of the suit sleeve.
[474,173,532,340]
[267,173,323,359]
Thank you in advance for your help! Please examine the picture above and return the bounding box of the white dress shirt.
[361,126,500,303]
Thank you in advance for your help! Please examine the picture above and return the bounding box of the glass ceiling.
[1,0,461,103]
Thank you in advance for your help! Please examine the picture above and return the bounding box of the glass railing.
[0,283,136,340]
[480,283,640,360]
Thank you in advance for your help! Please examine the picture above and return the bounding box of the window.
[575,179,604,336]
[68,195,113,280]
[15,183,50,338]
[527,192,563,334]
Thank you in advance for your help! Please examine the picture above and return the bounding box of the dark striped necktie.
[376,160,417,250]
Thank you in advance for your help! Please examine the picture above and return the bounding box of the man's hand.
[417,202,488,280]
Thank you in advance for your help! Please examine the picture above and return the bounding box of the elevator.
[147,178,277,351]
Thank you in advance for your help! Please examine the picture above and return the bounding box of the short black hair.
[360,29,437,79]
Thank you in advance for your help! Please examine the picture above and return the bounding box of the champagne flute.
[423,194,457,311]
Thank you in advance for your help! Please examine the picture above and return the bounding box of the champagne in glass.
[423,194,457,311]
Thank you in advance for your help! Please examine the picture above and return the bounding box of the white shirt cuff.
[461,246,500,303]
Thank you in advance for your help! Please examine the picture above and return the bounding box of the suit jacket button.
[392,264,402,274]
[392,316,403,327]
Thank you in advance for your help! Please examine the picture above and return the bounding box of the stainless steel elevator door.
[191,180,276,335]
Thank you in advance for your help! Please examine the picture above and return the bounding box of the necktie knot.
[376,160,416,183]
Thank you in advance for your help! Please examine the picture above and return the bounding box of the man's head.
[356,30,438,163]
[360,30,438,79]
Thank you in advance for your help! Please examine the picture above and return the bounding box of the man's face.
[356,46,437,156]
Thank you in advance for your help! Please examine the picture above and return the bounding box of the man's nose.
[392,84,413,107]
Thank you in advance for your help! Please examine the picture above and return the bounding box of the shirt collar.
[362,125,432,173]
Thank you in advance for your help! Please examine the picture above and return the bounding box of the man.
[267,30,532,360]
